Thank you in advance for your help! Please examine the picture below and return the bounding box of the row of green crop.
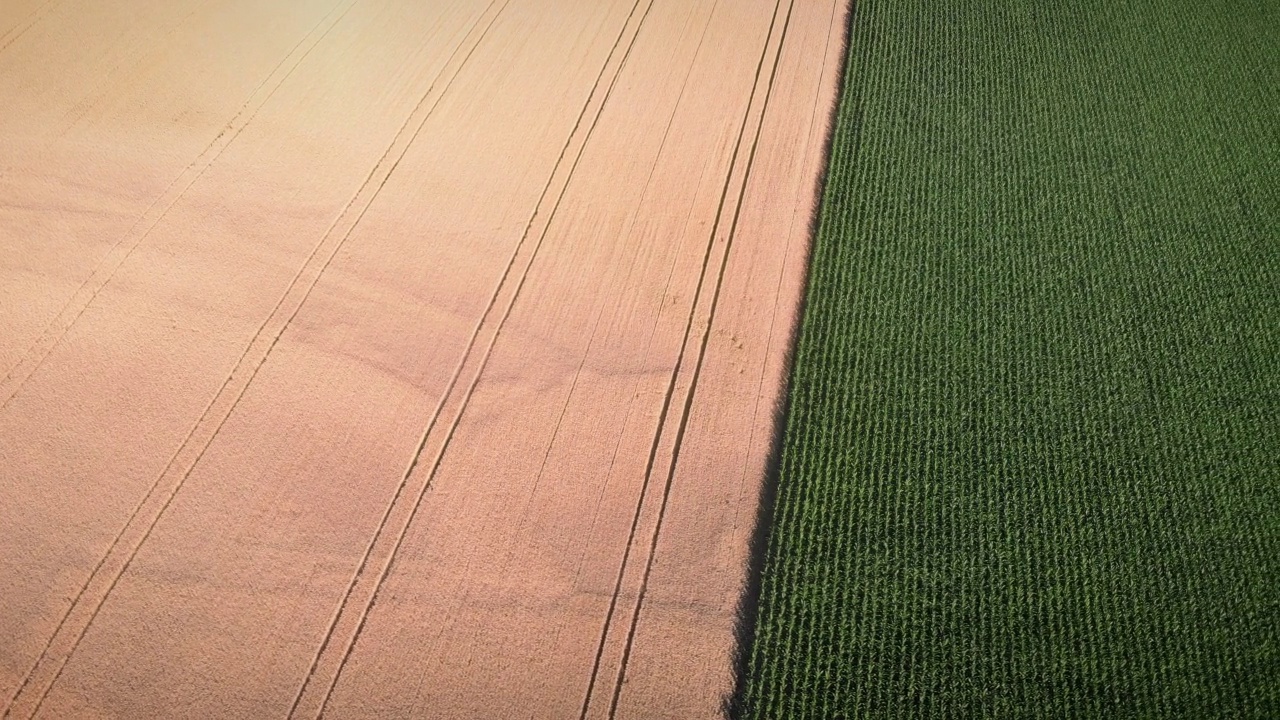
[741,0,1279,717]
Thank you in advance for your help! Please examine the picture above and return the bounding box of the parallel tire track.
[604,2,798,715]
[362,0,721,692]
[575,0,795,716]
[0,0,358,409]
[284,1,657,717]
[0,3,499,717]
[2,0,362,713]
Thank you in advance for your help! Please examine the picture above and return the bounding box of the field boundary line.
[724,1,852,715]
[0,3,496,716]
[572,0,794,716]
[284,2,659,716]
[0,0,358,407]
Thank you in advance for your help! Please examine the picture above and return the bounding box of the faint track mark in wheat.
[285,2,660,717]
[0,0,60,56]
[0,0,360,409]
[572,0,795,715]
[3,4,501,718]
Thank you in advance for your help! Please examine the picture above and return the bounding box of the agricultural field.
[0,0,848,717]
[742,0,1279,717]
[3,0,1276,717]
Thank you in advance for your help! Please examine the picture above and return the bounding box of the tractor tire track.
[284,1,657,715]
[574,0,794,715]
[0,0,358,410]
[604,2,798,715]
[1,3,501,716]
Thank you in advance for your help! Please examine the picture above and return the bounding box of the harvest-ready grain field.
[0,0,849,717]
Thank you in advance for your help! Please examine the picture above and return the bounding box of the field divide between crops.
[1,0,852,717]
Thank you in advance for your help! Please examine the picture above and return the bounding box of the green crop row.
[741,0,1280,717]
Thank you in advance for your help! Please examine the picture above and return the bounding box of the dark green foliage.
[743,0,1280,716]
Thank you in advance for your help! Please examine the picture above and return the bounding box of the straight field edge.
[722,1,861,717]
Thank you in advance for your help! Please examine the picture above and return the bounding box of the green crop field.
[741,0,1279,717]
